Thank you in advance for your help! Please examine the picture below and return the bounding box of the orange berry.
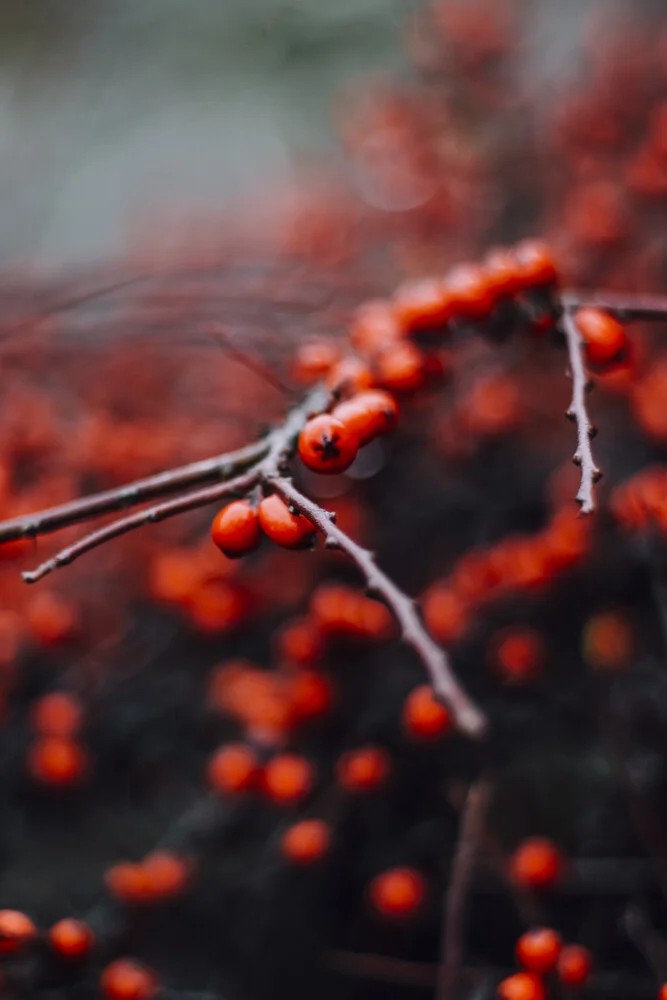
[336,746,390,794]
[288,670,333,723]
[281,818,331,864]
[490,627,544,683]
[497,972,546,1000]
[105,862,151,904]
[583,610,634,671]
[31,691,82,737]
[659,984,667,1000]
[443,263,495,319]
[483,247,523,298]
[516,927,563,975]
[326,356,375,394]
[207,743,260,794]
[142,851,190,900]
[422,587,470,644]
[513,239,559,288]
[298,414,359,474]
[310,583,393,641]
[510,837,563,888]
[0,910,37,954]
[557,945,592,988]
[49,918,94,960]
[292,338,340,384]
[575,308,628,366]
[402,685,451,740]
[100,958,158,1000]
[275,616,324,668]
[258,495,316,550]
[27,737,87,787]
[263,753,314,806]
[376,342,426,393]
[368,867,425,918]
[211,500,261,558]
[25,590,77,646]
[349,300,402,356]
[332,389,398,446]
[392,277,452,331]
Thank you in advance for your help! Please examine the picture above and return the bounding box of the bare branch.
[437,779,491,1000]
[562,311,601,515]
[265,475,488,739]
[563,291,667,323]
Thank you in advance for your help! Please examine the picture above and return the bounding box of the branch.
[562,311,601,515]
[437,779,491,1000]
[265,476,488,739]
[0,439,270,546]
[21,385,330,583]
[563,291,667,323]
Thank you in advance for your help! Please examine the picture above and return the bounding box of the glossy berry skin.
[258,495,316,549]
[402,685,451,740]
[557,945,592,987]
[49,918,94,960]
[263,754,314,806]
[575,308,628,366]
[510,837,563,888]
[513,239,559,288]
[281,819,331,864]
[368,867,425,919]
[443,263,496,319]
[211,500,261,558]
[336,746,390,794]
[298,414,359,474]
[497,972,546,1000]
[516,927,563,974]
[0,910,37,954]
[333,389,398,446]
[100,958,158,1000]
[207,743,259,794]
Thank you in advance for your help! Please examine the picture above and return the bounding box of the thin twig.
[562,311,600,515]
[21,385,329,584]
[266,476,487,739]
[563,292,667,323]
[437,779,491,1000]
[0,439,270,546]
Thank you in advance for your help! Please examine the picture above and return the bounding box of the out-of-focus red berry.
[0,910,37,954]
[402,685,451,740]
[575,308,628,366]
[207,743,260,794]
[31,692,83,737]
[510,837,563,888]
[100,958,158,1000]
[368,867,425,918]
[263,754,314,805]
[336,746,390,793]
[557,945,593,988]
[27,737,87,787]
[497,972,546,1000]
[516,927,562,974]
[49,918,95,960]
[281,819,331,864]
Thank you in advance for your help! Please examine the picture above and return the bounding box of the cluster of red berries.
[498,931,593,1000]
[611,465,667,534]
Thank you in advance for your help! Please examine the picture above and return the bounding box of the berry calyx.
[368,867,425,919]
[298,414,359,474]
[211,500,261,558]
[516,927,563,974]
[258,495,316,549]
[402,685,451,740]
[575,308,628,366]
[281,819,331,864]
[49,918,94,960]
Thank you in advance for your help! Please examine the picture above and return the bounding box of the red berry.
[510,837,563,888]
[336,746,390,793]
[575,308,628,366]
[402,685,451,740]
[49,918,94,960]
[376,342,426,393]
[142,851,190,900]
[258,495,316,549]
[490,627,544,683]
[275,616,324,668]
[483,248,523,298]
[207,743,259,794]
[392,277,452,331]
[442,263,495,319]
[497,972,546,1000]
[211,500,261,558]
[105,862,150,904]
[298,414,359,474]
[27,737,88,787]
[100,958,158,1000]
[513,239,559,289]
[288,670,334,723]
[0,910,37,954]
[281,819,331,864]
[332,389,398,446]
[263,754,314,805]
[31,691,83,737]
[516,927,563,974]
[557,945,592,988]
[368,867,425,918]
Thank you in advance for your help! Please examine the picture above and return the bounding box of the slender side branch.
[266,476,487,739]
[437,779,491,1000]
[22,385,330,584]
[0,438,270,545]
[563,291,667,322]
[562,311,601,515]
[22,470,260,583]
